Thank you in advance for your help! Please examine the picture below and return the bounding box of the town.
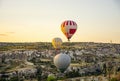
[0,42,120,81]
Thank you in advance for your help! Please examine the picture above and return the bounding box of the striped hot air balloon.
[61,20,77,41]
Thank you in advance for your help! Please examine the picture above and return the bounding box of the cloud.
[0,32,15,36]
[0,34,8,36]
[6,32,15,34]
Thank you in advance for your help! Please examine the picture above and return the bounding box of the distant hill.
[0,42,120,51]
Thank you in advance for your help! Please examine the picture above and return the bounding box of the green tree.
[36,66,42,81]
[110,78,118,81]
[9,77,19,81]
[0,78,7,81]
[47,75,56,81]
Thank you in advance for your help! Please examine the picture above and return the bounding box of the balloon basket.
[56,73,66,80]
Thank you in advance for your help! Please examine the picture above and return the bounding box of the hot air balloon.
[52,37,62,50]
[61,20,77,41]
[54,53,71,73]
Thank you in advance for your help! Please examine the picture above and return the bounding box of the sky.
[0,0,120,43]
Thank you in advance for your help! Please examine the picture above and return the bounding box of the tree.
[9,76,20,81]
[110,78,118,81]
[65,69,80,78]
[0,78,7,81]
[36,66,42,81]
[47,74,56,81]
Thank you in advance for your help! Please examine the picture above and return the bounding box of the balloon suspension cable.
[55,49,60,55]
[68,39,70,42]
[55,49,57,55]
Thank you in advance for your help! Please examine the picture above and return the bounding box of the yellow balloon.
[52,38,62,49]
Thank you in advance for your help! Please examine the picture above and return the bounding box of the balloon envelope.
[54,53,71,73]
[52,38,62,49]
[61,20,77,41]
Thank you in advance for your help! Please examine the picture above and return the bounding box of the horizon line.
[0,41,119,44]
